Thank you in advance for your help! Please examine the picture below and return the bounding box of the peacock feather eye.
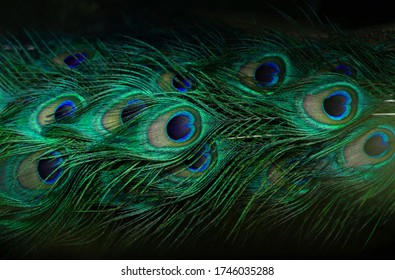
[166,111,196,142]
[17,150,66,189]
[37,151,64,184]
[148,106,202,148]
[184,144,212,172]
[303,86,358,125]
[63,52,88,68]
[239,57,286,92]
[254,61,281,87]
[53,50,92,69]
[167,141,217,179]
[344,128,395,167]
[172,74,192,92]
[120,100,147,124]
[54,100,77,122]
[158,72,193,93]
[37,94,84,127]
[322,90,352,121]
[364,132,390,157]
[101,96,148,132]
[333,64,353,76]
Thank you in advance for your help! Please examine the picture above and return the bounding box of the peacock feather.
[0,16,394,258]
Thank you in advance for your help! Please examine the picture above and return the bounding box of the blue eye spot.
[172,74,192,92]
[166,111,196,142]
[185,144,212,172]
[323,90,352,120]
[64,52,88,68]
[120,99,146,124]
[334,64,353,76]
[37,151,64,184]
[364,132,390,158]
[254,62,281,87]
[54,100,77,122]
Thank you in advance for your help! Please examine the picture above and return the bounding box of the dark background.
[1,0,395,35]
[0,0,394,259]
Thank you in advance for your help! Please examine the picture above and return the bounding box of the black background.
[1,0,395,34]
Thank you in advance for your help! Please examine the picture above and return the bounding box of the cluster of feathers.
[0,23,394,257]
